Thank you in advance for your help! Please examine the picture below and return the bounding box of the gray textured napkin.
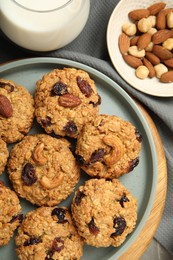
[0,0,173,255]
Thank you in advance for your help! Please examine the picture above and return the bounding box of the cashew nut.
[32,143,47,165]
[135,65,149,79]
[40,172,64,189]
[128,46,145,58]
[162,38,173,50]
[154,64,168,78]
[167,11,173,28]
[122,23,137,36]
[102,134,124,166]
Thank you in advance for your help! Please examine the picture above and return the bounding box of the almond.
[152,45,173,60]
[137,33,151,50]
[163,58,173,68]
[148,2,166,15]
[123,54,143,68]
[128,9,150,21]
[118,33,130,54]
[152,29,172,44]
[143,58,156,78]
[162,8,173,15]
[130,36,140,46]
[145,51,160,65]
[169,29,173,38]
[156,10,167,30]
[160,71,173,82]
[0,94,13,118]
[58,93,81,108]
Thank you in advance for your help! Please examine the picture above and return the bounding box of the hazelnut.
[147,28,157,35]
[145,42,154,52]
[147,16,156,27]
[138,18,153,33]
[122,23,137,36]
[167,12,173,28]
[154,64,168,78]
[135,65,149,79]
[162,38,173,50]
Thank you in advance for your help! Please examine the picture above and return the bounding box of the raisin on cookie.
[7,134,80,206]
[0,79,34,143]
[71,178,137,247]
[75,114,142,178]
[34,68,101,138]
[0,181,23,246]
[15,206,83,260]
[0,139,8,175]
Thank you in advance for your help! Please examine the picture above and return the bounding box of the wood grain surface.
[119,101,167,260]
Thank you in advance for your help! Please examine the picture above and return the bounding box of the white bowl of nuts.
[107,0,173,97]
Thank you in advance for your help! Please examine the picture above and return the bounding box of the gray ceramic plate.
[0,57,157,259]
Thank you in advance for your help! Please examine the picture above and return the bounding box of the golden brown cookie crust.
[71,178,137,247]
[0,181,22,246]
[34,68,100,138]
[0,79,34,143]
[15,206,83,260]
[0,139,8,175]
[75,114,142,178]
[7,134,80,206]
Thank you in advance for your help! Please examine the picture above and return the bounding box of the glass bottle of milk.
[0,0,90,51]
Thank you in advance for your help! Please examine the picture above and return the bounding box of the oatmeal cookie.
[0,138,8,175]
[0,181,23,246]
[15,206,83,260]
[75,114,142,178]
[34,68,101,138]
[71,178,137,247]
[0,79,34,143]
[7,134,80,206]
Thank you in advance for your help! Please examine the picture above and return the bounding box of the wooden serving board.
[119,100,167,260]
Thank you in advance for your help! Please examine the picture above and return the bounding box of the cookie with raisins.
[71,178,137,247]
[0,79,34,143]
[0,181,23,246]
[34,68,101,138]
[75,114,142,178]
[7,134,80,206]
[0,139,8,175]
[15,206,83,259]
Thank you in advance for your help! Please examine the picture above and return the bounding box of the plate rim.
[106,0,173,97]
[0,57,158,259]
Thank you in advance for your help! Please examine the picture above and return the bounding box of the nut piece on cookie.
[0,79,34,143]
[75,114,142,179]
[15,206,83,259]
[0,139,9,175]
[71,178,137,247]
[7,134,80,206]
[34,68,101,138]
[0,181,23,246]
